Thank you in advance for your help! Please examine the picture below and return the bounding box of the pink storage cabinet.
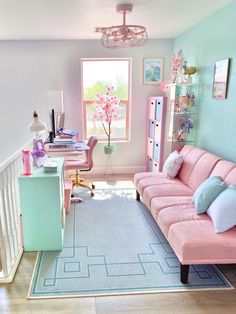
[146,96,167,172]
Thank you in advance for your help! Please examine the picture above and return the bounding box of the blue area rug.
[28,187,232,298]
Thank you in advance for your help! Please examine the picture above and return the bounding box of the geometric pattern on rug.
[28,188,233,299]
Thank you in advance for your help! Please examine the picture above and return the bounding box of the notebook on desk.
[46,143,75,151]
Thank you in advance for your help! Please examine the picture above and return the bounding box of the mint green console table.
[18,157,65,251]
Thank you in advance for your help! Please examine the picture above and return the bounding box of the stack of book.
[57,128,79,140]
[44,159,58,172]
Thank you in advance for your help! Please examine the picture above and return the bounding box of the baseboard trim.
[81,166,146,176]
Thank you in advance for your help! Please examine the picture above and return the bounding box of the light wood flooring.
[1,176,236,314]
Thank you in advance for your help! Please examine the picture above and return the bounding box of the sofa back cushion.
[187,152,221,191]
[178,146,220,191]
[224,167,236,185]
[178,146,205,185]
[210,160,236,179]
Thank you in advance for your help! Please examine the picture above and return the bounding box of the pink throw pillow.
[162,151,183,179]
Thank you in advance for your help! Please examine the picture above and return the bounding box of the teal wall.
[174,0,236,162]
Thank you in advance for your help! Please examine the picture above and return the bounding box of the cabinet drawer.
[152,161,159,173]
[147,138,154,158]
[148,157,153,172]
[154,122,161,141]
[153,142,159,162]
[149,99,156,120]
[155,100,162,121]
[148,120,155,138]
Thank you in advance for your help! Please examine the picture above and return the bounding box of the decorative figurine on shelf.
[175,112,194,141]
[176,129,187,141]
[180,113,194,133]
[92,86,122,155]
[176,94,195,113]
[31,139,47,167]
[182,60,197,83]
[171,50,184,83]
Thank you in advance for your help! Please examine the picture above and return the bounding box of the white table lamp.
[28,111,47,138]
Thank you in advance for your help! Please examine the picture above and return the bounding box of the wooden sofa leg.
[180,264,189,284]
[136,190,140,201]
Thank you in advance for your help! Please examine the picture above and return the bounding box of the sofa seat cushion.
[134,172,159,187]
[137,175,182,196]
[168,220,236,264]
[142,183,193,209]
[156,205,209,238]
[150,196,193,219]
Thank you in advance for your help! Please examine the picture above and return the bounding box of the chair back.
[85,136,98,170]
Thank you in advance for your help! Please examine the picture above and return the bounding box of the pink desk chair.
[64,136,98,198]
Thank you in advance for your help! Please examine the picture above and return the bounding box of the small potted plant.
[92,86,121,154]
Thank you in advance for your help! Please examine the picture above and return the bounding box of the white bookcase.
[164,83,201,160]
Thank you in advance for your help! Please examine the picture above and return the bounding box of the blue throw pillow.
[192,176,227,214]
[207,185,236,233]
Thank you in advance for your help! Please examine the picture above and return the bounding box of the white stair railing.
[0,143,31,283]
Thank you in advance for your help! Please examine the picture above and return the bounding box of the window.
[82,58,131,141]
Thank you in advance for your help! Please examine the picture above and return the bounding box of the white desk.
[45,141,90,203]
[45,141,89,157]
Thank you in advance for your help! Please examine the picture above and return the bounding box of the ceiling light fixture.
[97,4,148,49]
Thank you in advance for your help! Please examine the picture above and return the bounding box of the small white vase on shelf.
[186,75,192,83]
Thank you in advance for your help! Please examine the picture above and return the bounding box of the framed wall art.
[212,58,230,99]
[143,58,163,85]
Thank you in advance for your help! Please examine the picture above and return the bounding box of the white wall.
[0,39,172,171]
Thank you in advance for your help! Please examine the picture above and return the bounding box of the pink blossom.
[92,86,122,146]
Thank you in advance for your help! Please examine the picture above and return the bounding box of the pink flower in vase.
[92,86,121,147]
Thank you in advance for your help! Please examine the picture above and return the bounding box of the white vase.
[186,75,192,83]
[104,145,114,155]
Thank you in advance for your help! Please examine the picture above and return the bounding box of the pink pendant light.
[99,4,148,49]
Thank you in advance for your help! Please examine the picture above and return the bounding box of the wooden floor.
[1,176,236,314]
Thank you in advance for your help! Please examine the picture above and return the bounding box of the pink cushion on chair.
[64,160,90,171]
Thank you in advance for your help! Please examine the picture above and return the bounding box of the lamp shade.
[28,111,47,132]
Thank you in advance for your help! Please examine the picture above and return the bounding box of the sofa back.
[178,145,221,191]
[210,159,236,184]
[179,145,236,190]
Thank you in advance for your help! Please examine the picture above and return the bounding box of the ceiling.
[0,0,231,40]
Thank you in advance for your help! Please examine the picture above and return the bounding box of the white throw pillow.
[207,185,236,233]
[162,151,183,179]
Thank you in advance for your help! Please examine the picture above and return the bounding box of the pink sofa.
[134,145,236,283]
